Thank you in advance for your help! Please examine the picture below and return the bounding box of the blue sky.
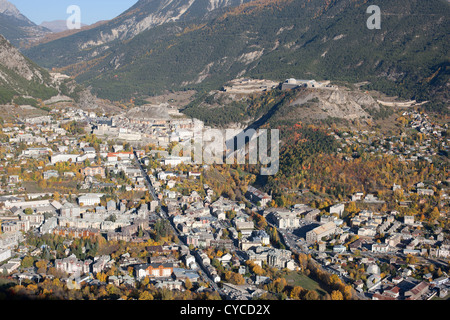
[9,0,139,25]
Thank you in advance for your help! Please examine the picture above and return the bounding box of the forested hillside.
[0,35,58,105]
[23,0,450,106]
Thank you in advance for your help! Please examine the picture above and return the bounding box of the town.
[0,100,448,301]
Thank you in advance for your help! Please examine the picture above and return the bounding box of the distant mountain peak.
[0,0,51,47]
[0,0,29,22]
[40,20,88,33]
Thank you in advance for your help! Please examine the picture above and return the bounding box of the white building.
[161,156,191,167]
[78,194,102,206]
[269,209,300,229]
[55,254,91,275]
[329,203,345,217]
[50,154,80,165]
[306,221,337,243]
[0,248,11,263]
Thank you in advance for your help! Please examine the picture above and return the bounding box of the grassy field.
[284,271,327,296]
[23,180,79,194]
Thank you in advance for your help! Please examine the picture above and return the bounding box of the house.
[108,275,120,286]
[417,188,434,196]
[246,186,272,207]
[173,268,200,284]
[218,253,233,265]
[157,171,177,180]
[404,215,415,225]
[91,256,111,274]
[8,175,20,184]
[155,279,183,290]
[392,276,403,284]
[329,203,345,217]
[352,192,364,201]
[60,202,81,218]
[81,166,105,178]
[372,243,389,253]
[52,227,100,238]
[405,281,429,300]
[135,263,174,279]
[107,152,133,163]
[55,254,91,275]
[306,222,336,244]
[77,194,101,206]
[251,230,270,246]
[162,156,191,166]
[50,154,80,165]
[0,248,11,263]
[43,170,59,180]
[83,147,96,154]
[1,258,21,274]
[210,239,235,251]
[188,172,201,178]
[106,200,117,211]
[268,209,300,229]
[234,219,254,236]
[431,277,449,286]
[304,209,320,221]
[183,255,197,270]
[333,245,346,253]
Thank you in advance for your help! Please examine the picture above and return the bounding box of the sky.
[9,0,139,25]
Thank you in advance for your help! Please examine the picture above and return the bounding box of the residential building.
[0,248,11,263]
[329,203,345,217]
[306,221,337,244]
[135,263,174,279]
[417,189,434,196]
[81,166,106,178]
[78,194,101,206]
[404,215,415,225]
[245,186,272,207]
[43,170,59,179]
[55,255,91,275]
[50,154,79,165]
[60,202,81,218]
[268,209,300,229]
[405,281,430,300]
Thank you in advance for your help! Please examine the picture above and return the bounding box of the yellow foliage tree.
[331,290,344,300]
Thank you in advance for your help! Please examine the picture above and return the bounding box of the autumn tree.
[330,290,344,300]
[21,256,34,268]
[35,260,48,274]
[290,286,304,300]
[304,290,319,300]
[184,278,193,290]
[96,272,107,282]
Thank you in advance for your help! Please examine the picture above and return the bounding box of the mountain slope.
[0,0,51,47]
[24,0,450,104]
[24,0,255,65]
[0,34,59,104]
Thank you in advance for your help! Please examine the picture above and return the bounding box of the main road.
[132,151,223,294]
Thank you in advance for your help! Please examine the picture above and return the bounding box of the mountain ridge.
[0,34,87,106]
[39,20,88,33]
[0,0,51,47]
[17,0,450,109]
